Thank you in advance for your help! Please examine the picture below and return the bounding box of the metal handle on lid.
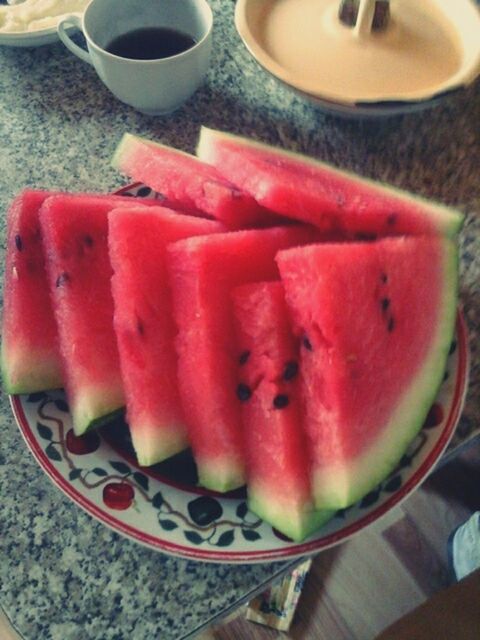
[338,0,390,35]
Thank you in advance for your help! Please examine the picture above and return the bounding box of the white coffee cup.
[57,0,213,115]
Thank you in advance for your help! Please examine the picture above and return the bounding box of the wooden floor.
[206,437,480,640]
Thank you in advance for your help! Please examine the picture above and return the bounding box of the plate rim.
[11,311,469,563]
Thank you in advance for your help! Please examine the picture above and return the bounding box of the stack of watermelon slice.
[1,128,463,541]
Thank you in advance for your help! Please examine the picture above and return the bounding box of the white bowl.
[235,0,480,117]
[0,26,63,47]
[0,0,84,48]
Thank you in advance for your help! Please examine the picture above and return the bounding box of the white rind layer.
[112,132,204,173]
[197,456,246,493]
[72,384,125,436]
[131,424,188,467]
[248,483,335,542]
[1,344,62,394]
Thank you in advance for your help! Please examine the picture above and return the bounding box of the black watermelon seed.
[137,186,152,197]
[273,394,289,410]
[56,272,70,287]
[137,318,145,336]
[283,361,299,381]
[239,350,250,365]
[83,234,94,247]
[236,383,252,402]
[381,298,390,312]
[303,336,313,351]
[15,234,23,251]
[381,273,388,284]
[387,317,395,332]
[386,213,398,226]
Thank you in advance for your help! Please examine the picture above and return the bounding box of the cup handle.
[57,14,93,66]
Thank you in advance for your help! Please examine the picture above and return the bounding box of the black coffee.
[106,27,196,60]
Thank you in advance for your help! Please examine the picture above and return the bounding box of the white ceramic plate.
[10,183,470,563]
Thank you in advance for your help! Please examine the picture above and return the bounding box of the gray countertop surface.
[1,2,479,639]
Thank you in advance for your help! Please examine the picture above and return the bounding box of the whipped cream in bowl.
[0,0,89,46]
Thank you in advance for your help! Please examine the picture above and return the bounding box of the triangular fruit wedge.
[111,132,281,229]
[276,236,458,509]
[2,190,63,394]
[108,205,225,466]
[197,127,463,238]
[232,281,334,541]
[40,194,145,435]
[167,225,319,492]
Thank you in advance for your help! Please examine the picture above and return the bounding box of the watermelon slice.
[108,205,225,466]
[2,190,63,394]
[167,225,319,492]
[232,281,334,541]
[276,236,458,509]
[111,133,280,229]
[39,194,139,435]
[197,127,464,237]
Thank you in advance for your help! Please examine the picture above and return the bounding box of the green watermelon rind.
[130,424,188,468]
[196,127,464,238]
[310,239,459,509]
[1,344,62,395]
[85,407,125,433]
[72,389,125,436]
[111,132,204,175]
[197,457,246,494]
[248,486,335,542]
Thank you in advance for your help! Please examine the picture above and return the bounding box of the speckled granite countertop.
[0,2,479,639]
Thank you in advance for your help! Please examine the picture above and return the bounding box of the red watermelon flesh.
[39,194,140,435]
[197,127,464,238]
[276,236,458,509]
[1,190,63,394]
[111,133,281,229]
[167,225,319,492]
[232,281,334,541]
[108,205,225,466]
